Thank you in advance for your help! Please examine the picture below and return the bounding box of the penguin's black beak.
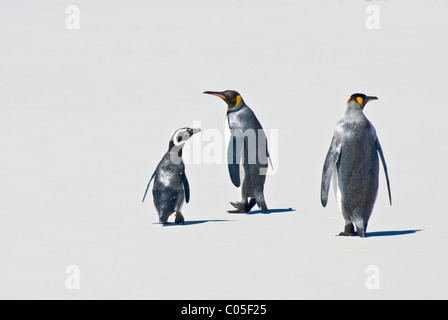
[361,96,378,110]
[187,128,201,136]
[203,91,226,100]
[366,96,378,103]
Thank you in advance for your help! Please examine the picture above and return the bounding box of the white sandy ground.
[0,0,447,299]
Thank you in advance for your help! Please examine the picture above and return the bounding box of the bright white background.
[0,0,447,299]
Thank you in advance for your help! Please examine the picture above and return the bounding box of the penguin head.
[169,127,201,149]
[203,90,244,109]
[347,93,378,110]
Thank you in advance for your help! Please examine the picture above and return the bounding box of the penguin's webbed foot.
[339,223,359,237]
[228,209,246,214]
[339,231,359,237]
[227,201,246,213]
[227,199,257,213]
[175,211,185,224]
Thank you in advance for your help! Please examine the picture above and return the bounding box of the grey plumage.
[321,94,391,237]
[143,127,201,224]
[204,90,269,213]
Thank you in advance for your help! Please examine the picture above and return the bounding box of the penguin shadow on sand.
[158,208,296,225]
[153,219,234,227]
[335,229,423,238]
[363,229,423,238]
[242,208,296,215]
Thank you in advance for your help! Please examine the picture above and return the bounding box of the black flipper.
[321,137,341,207]
[227,132,243,188]
[142,170,156,203]
[376,137,392,205]
[180,170,190,203]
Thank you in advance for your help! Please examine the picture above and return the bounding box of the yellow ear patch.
[229,95,242,109]
[356,97,364,106]
[235,95,241,106]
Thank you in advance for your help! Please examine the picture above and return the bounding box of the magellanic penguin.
[321,94,392,237]
[142,127,201,224]
[203,90,270,213]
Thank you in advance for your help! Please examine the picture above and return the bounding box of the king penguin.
[203,90,270,213]
[321,94,392,237]
[142,127,201,224]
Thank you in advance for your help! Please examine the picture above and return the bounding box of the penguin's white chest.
[227,112,244,131]
[158,171,173,187]
[225,114,245,189]
[159,156,184,187]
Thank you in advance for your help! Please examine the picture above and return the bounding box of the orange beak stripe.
[211,93,226,100]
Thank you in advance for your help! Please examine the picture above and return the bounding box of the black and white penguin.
[143,127,201,224]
